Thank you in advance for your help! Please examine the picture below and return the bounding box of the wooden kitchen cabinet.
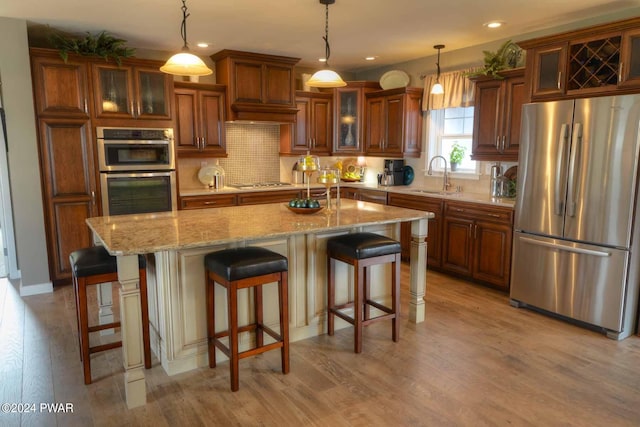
[388,192,442,267]
[471,68,525,161]
[179,193,237,210]
[330,81,381,154]
[280,91,332,155]
[30,50,90,117]
[37,118,98,284]
[211,50,299,122]
[365,87,423,158]
[520,16,640,100]
[92,62,172,120]
[442,201,513,291]
[174,83,227,157]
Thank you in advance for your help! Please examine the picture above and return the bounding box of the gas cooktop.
[227,181,293,189]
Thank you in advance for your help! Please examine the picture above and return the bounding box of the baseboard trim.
[19,281,53,296]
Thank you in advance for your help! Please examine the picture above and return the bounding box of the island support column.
[116,254,147,408]
[409,218,428,323]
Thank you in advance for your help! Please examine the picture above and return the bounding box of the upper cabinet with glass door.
[521,16,640,101]
[92,62,172,120]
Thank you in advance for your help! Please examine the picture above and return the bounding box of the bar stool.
[205,247,289,392]
[327,232,401,353]
[70,246,152,385]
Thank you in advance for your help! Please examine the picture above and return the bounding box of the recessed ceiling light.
[365,56,377,61]
[196,42,209,48]
[484,21,505,29]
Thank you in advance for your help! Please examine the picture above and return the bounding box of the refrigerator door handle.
[567,122,583,217]
[554,124,570,216]
[520,236,612,257]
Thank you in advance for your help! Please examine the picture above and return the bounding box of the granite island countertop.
[86,199,432,255]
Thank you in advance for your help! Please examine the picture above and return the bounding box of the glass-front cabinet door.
[334,88,362,153]
[620,28,640,88]
[531,44,567,98]
[93,64,171,120]
[93,64,134,118]
[134,67,171,120]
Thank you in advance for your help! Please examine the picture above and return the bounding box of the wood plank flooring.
[1,266,640,426]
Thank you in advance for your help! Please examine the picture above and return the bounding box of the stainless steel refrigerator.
[510,94,640,340]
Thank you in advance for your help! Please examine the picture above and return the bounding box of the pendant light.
[306,0,347,88]
[160,0,212,76]
[430,44,445,95]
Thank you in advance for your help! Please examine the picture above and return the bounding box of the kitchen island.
[86,199,431,408]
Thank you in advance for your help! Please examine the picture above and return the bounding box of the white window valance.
[422,68,478,111]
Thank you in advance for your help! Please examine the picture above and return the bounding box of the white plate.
[198,165,225,186]
[379,70,410,90]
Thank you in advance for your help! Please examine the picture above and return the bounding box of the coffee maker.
[384,159,405,186]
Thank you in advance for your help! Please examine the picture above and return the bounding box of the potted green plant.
[49,30,135,65]
[449,143,466,171]
[465,40,523,79]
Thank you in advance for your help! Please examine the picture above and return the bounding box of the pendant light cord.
[180,0,190,51]
[322,3,331,67]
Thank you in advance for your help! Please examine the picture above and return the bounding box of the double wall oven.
[97,127,176,216]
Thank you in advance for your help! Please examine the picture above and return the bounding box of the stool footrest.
[89,341,122,354]
[238,341,283,360]
[88,322,120,333]
[365,300,393,314]
[329,308,356,325]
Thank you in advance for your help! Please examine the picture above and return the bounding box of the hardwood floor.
[1,266,640,426]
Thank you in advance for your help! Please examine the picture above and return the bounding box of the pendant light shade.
[307,0,346,88]
[430,44,445,95]
[160,0,212,77]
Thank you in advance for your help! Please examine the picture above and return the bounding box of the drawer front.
[359,189,388,205]
[444,201,513,224]
[388,192,442,212]
[237,189,302,205]
[180,194,237,209]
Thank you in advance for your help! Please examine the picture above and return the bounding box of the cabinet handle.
[501,136,506,152]
[474,224,478,239]
[91,191,96,205]
[202,137,206,148]
[557,71,562,90]
[130,101,136,117]
[495,137,500,151]
[454,208,464,213]
[486,213,501,218]
[84,99,88,114]
[619,62,624,84]
[468,223,473,237]
[203,201,217,205]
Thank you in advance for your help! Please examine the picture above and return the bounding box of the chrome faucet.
[427,155,450,193]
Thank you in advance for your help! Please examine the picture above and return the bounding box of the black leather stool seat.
[205,247,288,281]
[327,232,401,260]
[70,246,146,278]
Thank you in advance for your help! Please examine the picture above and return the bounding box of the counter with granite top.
[180,182,516,208]
[85,200,431,408]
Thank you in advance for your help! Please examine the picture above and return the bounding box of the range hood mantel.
[211,50,300,123]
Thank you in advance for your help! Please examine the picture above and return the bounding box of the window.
[427,106,478,175]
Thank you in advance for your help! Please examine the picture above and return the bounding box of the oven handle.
[97,139,172,145]
[101,171,175,179]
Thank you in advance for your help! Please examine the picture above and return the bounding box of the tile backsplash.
[178,123,282,189]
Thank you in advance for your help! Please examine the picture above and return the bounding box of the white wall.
[0,17,51,294]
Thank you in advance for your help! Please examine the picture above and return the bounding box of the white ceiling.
[2,0,640,71]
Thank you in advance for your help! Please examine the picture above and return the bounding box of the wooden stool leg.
[392,253,400,342]
[73,275,82,362]
[354,260,364,354]
[363,265,370,321]
[327,256,335,336]
[139,268,152,369]
[279,271,290,375]
[206,271,216,368]
[76,277,92,385]
[229,283,240,392]
[254,284,263,348]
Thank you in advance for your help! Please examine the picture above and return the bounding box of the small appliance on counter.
[198,161,225,189]
[383,159,405,186]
